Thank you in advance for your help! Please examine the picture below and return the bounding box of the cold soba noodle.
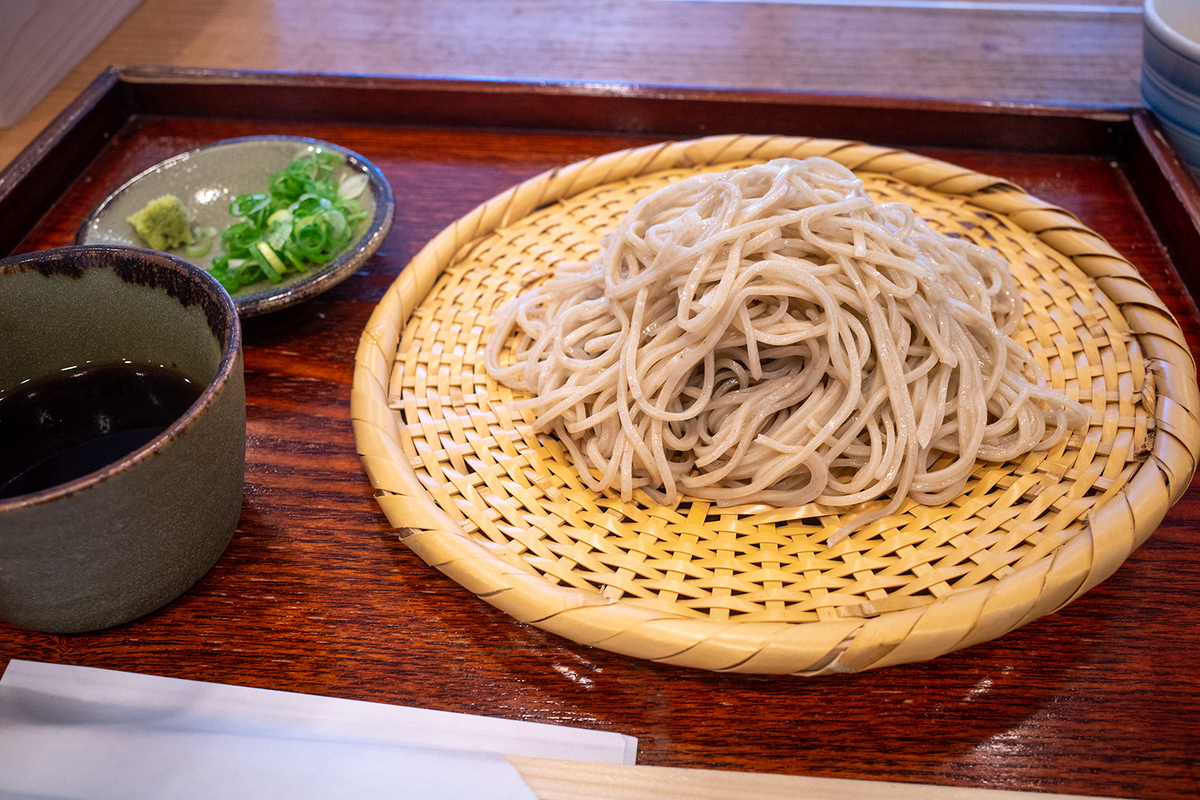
[485,157,1088,541]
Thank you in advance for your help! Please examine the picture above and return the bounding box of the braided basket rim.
[351,134,1200,675]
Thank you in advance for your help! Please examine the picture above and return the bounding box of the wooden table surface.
[0,0,1146,170]
[4,3,1198,800]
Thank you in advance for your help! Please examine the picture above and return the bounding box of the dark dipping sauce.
[0,362,203,499]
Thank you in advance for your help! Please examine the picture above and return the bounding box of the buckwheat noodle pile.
[485,157,1089,542]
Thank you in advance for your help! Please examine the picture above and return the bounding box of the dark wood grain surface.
[0,0,1146,170]
[2,75,1199,799]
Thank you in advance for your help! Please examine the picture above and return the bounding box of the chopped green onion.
[186,226,217,258]
[205,149,370,292]
[255,241,287,282]
[339,173,369,199]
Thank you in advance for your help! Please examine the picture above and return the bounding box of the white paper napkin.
[0,660,637,800]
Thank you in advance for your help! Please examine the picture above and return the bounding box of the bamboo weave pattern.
[352,136,1200,674]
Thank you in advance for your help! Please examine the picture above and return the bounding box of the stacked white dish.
[1143,0,1200,177]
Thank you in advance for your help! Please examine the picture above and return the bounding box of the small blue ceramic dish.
[76,136,394,317]
[1143,0,1200,173]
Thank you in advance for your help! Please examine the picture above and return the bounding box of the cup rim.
[0,244,242,510]
[1146,0,1200,65]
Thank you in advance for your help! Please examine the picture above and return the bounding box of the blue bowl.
[1143,0,1200,171]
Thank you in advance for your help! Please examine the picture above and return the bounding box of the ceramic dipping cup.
[0,245,244,633]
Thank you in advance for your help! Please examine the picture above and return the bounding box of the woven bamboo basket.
[351,135,1200,675]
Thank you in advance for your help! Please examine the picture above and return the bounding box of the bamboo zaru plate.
[351,135,1200,675]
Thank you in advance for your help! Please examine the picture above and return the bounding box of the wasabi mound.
[127,195,193,251]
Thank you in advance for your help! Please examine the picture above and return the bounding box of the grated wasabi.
[127,195,194,251]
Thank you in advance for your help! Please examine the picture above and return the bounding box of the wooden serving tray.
[2,67,1198,299]
[2,66,1199,315]
[3,67,1200,796]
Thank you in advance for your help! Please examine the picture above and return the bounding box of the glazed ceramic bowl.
[1143,0,1200,174]
[76,135,394,317]
[0,245,244,633]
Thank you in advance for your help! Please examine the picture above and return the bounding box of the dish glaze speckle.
[77,136,394,317]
